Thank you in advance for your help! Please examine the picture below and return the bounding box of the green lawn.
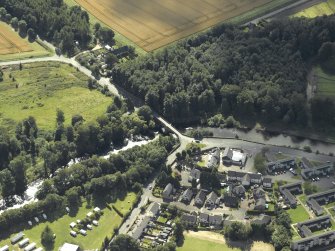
[287,205,310,223]
[0,22,52,62]
[293,0,335,18]
[0,62,112,131]
[0,193,136,250]
[314,66,335,100]
[177,235,240,251]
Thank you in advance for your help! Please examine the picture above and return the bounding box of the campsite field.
[0,22,51,62]
[0,193,136,250]
[0,62,111,131]
[293,0,335,18]
[73,0,287,52]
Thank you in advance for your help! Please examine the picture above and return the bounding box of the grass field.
[72,0,290,52]
[293,0,335,18]
[314,66,335,100]
[287,205,310,224]
[178,232,240,251]
[0,22,52,62]
[0,62,112,131]
[0,193,136,250]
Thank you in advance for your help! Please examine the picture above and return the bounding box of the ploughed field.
[74,0,273,51]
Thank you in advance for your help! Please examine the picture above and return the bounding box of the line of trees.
[112,15,335,127]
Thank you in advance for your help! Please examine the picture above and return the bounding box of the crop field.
[0,22,51,61]
[293,0,335,18]
[74,0,275,51]
[0,62,111,131]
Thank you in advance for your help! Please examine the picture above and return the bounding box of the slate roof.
[206,191,218,204]
[189,168,201,180]
[181,213,197,225]
[307,198,324,216]
[254,198,266,210]
[263,177,272,184]
[281,188,297,206]
[254,188,266,199]
[162,183,173,198]
[147,202,160,216]
[194,190,207,205]
[233,185,246,197]
[131,216,150,240]
[291,230,335,251]
[222,148,233,159]
[301,157,313,169]
[252,214,271,225]
[307,188,335,203]
[209,215,223,225]
[199,212,209,222]
[181,188,193,202]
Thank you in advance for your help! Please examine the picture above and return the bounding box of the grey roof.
[207,148,220,168]
[254,188,266,199]
[222,148,233,159]
[254,198,266,209]
[291,230,335,250]
[148,202,160,216]
[307,198,324,216]
[181,213,197,224]
[224,193,239,206]
[279,181,302,194]
[299,225,312,237]
[302,163,334,179]
[131,216,150,240]
[281,188,297,206]
[307,188,335,202]
[195,190,207,205]
[301,157,313,169]
[199,212,209,222]
[252,215,271,225]
[297,215,331,229]
[181,188,193,202]
[227,171,261,180]
[162,183,173,197]
[190,169,201,180]
[263,177,272,184]
[209,215,223,225]
[233,185,246,196]
[206,191,218,204]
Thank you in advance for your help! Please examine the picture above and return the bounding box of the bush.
[112,205,124,217]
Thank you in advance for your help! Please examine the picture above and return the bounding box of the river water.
[201,127,335,154]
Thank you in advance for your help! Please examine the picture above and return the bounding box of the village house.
[224,192,239,208]
[307,198,324,216]
[233,185,246,198]
[254,198,266,211]
[194,190,207,207]
[181,213,197,227]
[209,215,223,228]
[227,171,262,187]
[267,158,296,173]
[253,187,266,200]
[251,214,271,226]
[188,168,201,183]
[162,183,174,201]
[262,177,272,188]
[180,188,193,204]
[198,213,209,226]
[205,191,219,208]
[222,148,247,166]
[207,148,221,169]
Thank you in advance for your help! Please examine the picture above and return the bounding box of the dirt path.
[307,68,317,102]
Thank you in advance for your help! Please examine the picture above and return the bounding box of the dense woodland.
[0,0,114,54]
[112,15,335,127]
